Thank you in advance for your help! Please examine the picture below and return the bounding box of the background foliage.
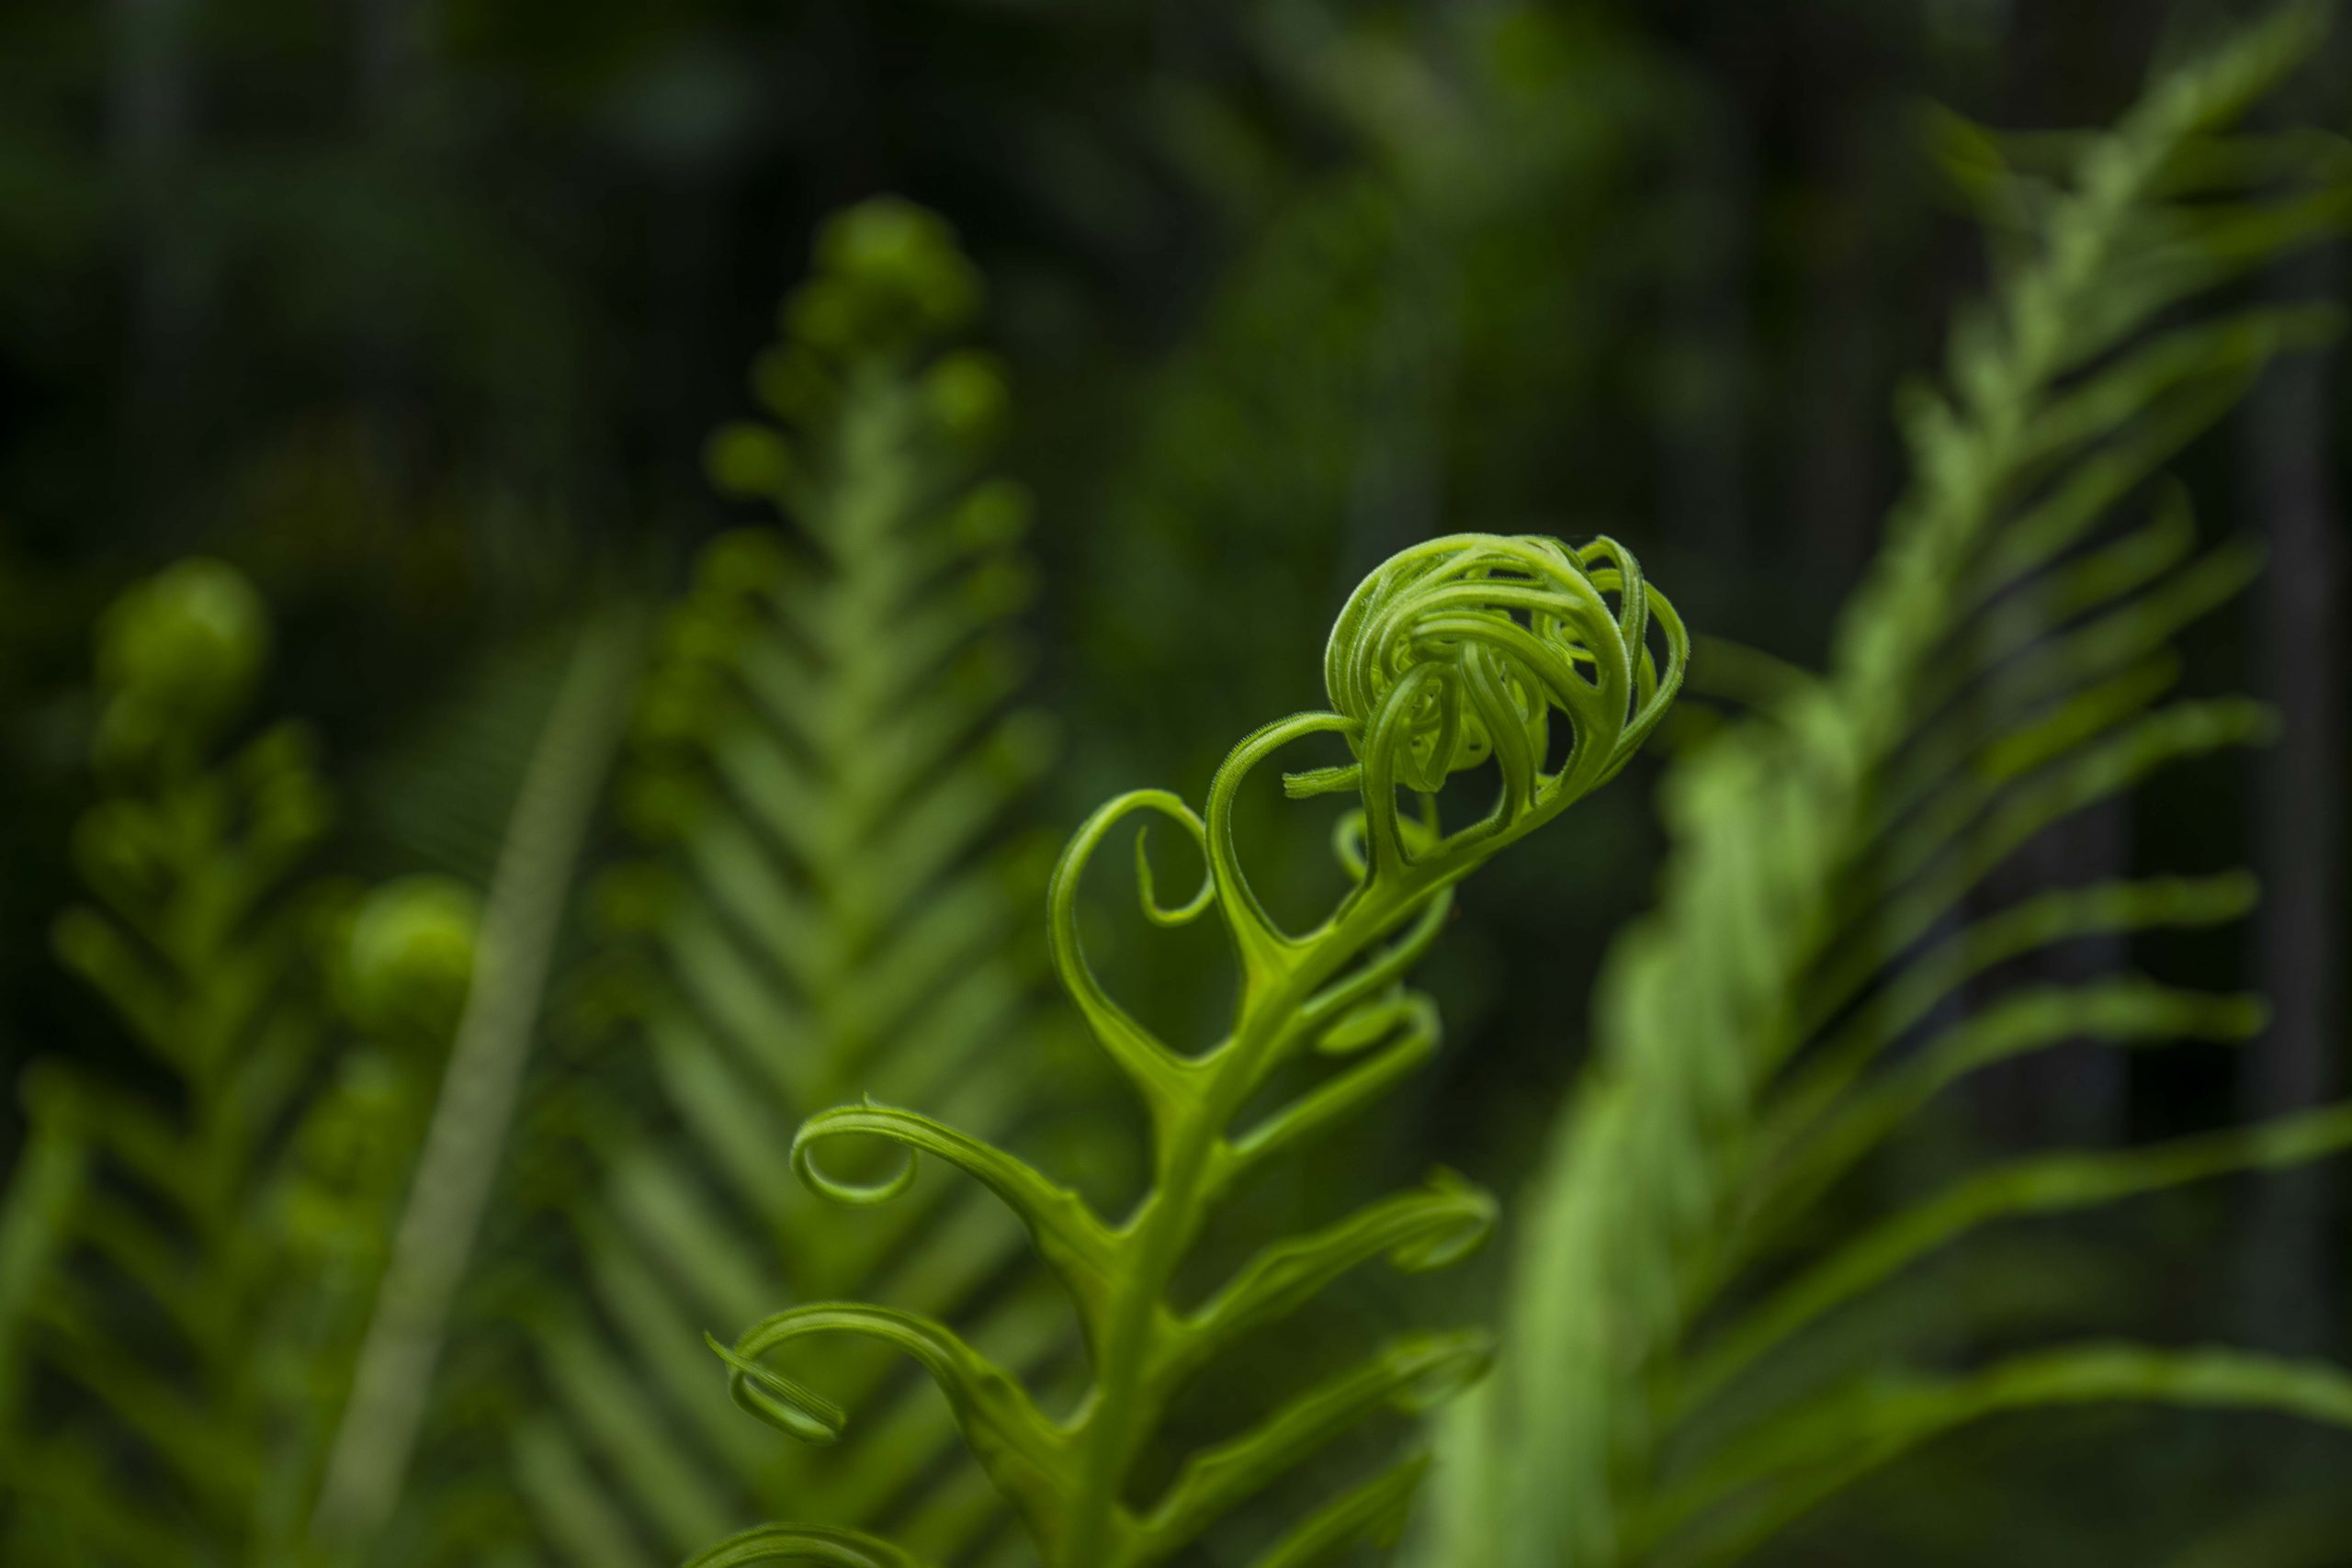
[0,1,2346,1565]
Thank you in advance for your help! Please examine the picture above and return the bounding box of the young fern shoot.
[696,534,1686,1567]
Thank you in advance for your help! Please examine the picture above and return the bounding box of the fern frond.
[0,561,477,1563]
[516,199,1069,1565]
[1413,6,2351,1566]
[696,534,1685,1567]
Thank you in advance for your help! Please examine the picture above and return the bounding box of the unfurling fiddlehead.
[693,534,1686,1568]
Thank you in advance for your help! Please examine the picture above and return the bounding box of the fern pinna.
[691,533,1685,1568]
[0,561,472,1563]
[512,200,1066,1565]
[1416,7,2352,1567]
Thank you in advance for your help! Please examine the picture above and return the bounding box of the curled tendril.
[1295,534,1687,866]
[790,1100,1121,1337]
[791,1096,928,1206]
[1045,789,1216,1135]
[1331,811,1372,883]
[707,1332,847,1445]
[1135,822,1215,927]
[710,1302,1072,1542]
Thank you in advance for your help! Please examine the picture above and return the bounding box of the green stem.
[1063,892,1402,1568]
[308,615,643,1550]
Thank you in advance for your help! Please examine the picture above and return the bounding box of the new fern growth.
[695,534,1686,1567]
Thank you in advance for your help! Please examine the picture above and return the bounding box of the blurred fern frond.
[691,534,1684,1568]
[0,560,477,1564]
[1415,6,2352,1567]
[514,199,1073,1566]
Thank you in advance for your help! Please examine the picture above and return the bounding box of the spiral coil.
[1304,534,1684,840]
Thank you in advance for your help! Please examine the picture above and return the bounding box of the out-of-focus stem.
[309,614,642,1549]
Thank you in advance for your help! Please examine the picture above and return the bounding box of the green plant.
[512,199,1071,1567]
[693,533,1686,1566]
[0,560,475,1562]
[1412,7,2352,1566]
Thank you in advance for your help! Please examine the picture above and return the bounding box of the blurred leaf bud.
[281,1047,416,1258]
[235,719,322,782]
[788,197,982,353]
[923,351,1009,446]
[661,603,749,673]
[695,527,792,599]
[93,558,271,764]
[97,558,269,706]
[706,421,795,500]
[337,874,481,1043]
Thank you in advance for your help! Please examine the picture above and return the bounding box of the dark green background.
[1,3,2345,1562]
